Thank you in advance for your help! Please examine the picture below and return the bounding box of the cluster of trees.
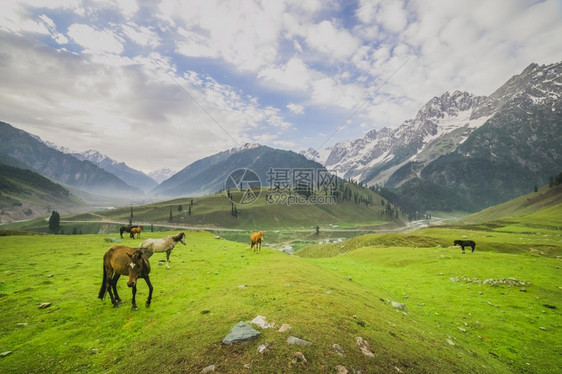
[549,172,562,187]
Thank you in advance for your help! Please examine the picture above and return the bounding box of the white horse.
[140,232,186,269]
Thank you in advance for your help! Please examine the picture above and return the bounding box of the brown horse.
[98,246,153,311]
[131,226,144,239]
[119,225,138,238]
[250,231,264,253]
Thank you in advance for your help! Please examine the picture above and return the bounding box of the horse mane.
[172,232,185,242]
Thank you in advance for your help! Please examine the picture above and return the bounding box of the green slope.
[0,162,86,222]
[460,184,562,225]
[0,224,560,373]
[66,181,407,231]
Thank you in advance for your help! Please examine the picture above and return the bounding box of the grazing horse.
[140,232,186,270]
[250,231,264,253]
[98,246,153,311]
[131,226,144,239]
[454,240,476,254]
[119,225,138,238]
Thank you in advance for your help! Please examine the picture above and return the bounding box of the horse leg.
[112,274,123,304]
[471,244,475,253]
[144,276,153,307]
[166,250,171,269]
[131,284,138,311]
[461,245,465,254]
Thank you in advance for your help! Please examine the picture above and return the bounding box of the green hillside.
[64,181,407,230]
[0,162,86,223]
[0,208,560,373]
[459,183,562,225]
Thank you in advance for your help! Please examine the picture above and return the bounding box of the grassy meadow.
[0,197,561,374]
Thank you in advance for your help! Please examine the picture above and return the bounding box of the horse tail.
[98,264,108,300]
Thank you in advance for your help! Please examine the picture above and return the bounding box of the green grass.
[0,213,561,373]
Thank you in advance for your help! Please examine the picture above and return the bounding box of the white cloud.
[287,103,305,114]
[303,20,360,60]
[258,57,313,91]
[121,23,159,47]
[67,24,124,54]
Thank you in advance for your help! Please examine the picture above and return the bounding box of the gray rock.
[222,322,260,344]
[391,301,408,312]
[336,365,348,374]
[201,364,215,373]
[1,351,12,358]
[356,337,374,357]
[39,302,52,309]
[104,238,121,243]
[290,352,308,367]
[331,343,344,356]
[287,336,312,345]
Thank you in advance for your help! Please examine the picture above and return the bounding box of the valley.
[0,189,560,373]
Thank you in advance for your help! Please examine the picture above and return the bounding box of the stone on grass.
[222,322,260,345]
[104,238,121,243]
[331,343,344,356]
[278,323,292,333]
[290,352,308,367]
[251,315,276,329]
[391,301,408,312]
[257,343,274,354]
[1,351,12,358]
[200,364,215,373]
[39,302,52,309]
[356,337,374,358]
[287,336,312,345]
[336,365,348,374]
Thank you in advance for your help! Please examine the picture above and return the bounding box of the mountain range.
[1,61,560,216]
[153,143,326,197]
[304,61,562,211]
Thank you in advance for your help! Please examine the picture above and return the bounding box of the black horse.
[120,225,139,239]
[454,240,476,253]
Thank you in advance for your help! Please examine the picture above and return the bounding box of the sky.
[1,0,561,174]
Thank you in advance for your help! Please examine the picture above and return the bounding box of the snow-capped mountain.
[148,168,177,184]
[305,61,562,210]
[306,90,488,185]
[309,62,561,187]
[72,149,157,192]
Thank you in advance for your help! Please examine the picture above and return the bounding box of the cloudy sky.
[1,0,561,173]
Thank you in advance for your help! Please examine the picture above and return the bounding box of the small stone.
[457,327,466,332]
[290,352,307,367]
[346,276,352,281]
[201,364,215,373]
[391,301,408,312]
[16,323,28,328]
[446,339,455,346]
[520,288,527,292]
[1,351,12,358]
[331,344,344,357]
[356,337,374,358]
[539,327,546,331]
[47,274,54,278]
[287,336,312,345]
[39,302,52,309]
[237,285,247,289]
[336,365,348,374]
[251,315,276,329]
[278,323,292,333]
[200,310,211,315]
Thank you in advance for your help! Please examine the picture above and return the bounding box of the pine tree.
[48,211,60,233]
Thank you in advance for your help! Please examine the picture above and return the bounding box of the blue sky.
[1,0,561,173]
